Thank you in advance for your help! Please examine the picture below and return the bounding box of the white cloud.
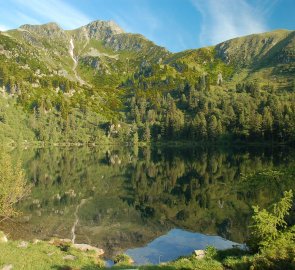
[0,25,8,31]
[191,0,270,46]
[12,0,92,29]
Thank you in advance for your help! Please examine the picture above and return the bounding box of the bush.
[248,190,294,251]
[205,246,217,259]
[248,190,295,269]
[171,256,223,270]
[223,256,253,270]
[113,254,133,266]
[95,257,105,268]
[0,150,30,220]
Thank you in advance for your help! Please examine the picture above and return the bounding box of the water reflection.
[126,229,241,265]
[1,145,294,257]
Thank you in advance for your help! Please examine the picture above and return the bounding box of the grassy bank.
[1,190,295,270]
[0,238,249,270]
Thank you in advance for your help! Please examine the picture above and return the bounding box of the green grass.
[0,241,98,270]
[1,238,294,270]
[0,239,250,270]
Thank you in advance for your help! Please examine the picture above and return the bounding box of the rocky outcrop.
[49,238,104,256]
[19,23,66,39]
[72,243,104,256]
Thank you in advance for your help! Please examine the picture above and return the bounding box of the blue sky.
[0,0,294,52]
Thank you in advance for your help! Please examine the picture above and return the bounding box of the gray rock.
[18,241,29,248]
[72,243,104,255]
[0,231,8,243]
[194,249,205,259]
[63,255,76,261]
[33,239,41,244]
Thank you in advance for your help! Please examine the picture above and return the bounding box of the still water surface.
[2,145,294,263]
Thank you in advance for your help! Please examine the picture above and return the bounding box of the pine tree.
[208,115,218,139]
[133,131,139,145]
[143,123,151,143]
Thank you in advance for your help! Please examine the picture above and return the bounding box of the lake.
[1,145,294,264]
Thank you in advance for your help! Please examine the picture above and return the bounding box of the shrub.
[113,253,133,266]
[248,190,295,269]
[205,246,217,259]
[0,150,30,220]
[248,190,293,251]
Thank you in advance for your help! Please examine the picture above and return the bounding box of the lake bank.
[0,230,249,270]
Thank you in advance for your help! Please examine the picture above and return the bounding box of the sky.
[0,0,294,52]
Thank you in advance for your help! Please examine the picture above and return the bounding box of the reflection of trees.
[2,146,294,253]
[125,146,295,243]
[4,147,165,256]
[0,151,30,220]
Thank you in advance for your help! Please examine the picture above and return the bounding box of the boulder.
[63,255,76,261]
[72,243,104,256]
[17,241,28,248]
[0,231,8,243]
[33,239,41,244]
[193,249,205,259]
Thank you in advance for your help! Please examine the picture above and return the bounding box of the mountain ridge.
[4,20,293,53]
[0,19,294,145]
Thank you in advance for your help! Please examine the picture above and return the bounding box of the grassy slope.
[0,241,99,270]
[0,239,244,270]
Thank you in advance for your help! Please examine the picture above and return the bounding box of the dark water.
[1,145,294,263]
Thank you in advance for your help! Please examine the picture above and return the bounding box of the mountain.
[166,29,295,89]
[0,21,294,145]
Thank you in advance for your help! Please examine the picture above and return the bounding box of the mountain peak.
[85,20,124,35]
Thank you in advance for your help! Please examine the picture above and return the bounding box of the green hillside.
[0,21,294,145]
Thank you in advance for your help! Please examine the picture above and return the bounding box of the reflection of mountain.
[1,146,294,256]
[123,146,295,243]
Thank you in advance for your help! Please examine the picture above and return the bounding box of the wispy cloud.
[109,12,134,33]
[108,0,161,39]
[12,0,92,29]
[176,34,188,51]
[191,0,272,45]
[15,11,41,25]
